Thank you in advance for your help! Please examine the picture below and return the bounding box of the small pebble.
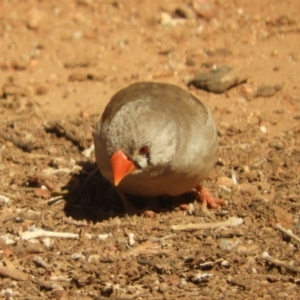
[128,232,135,246]
[27,8,44,29]
[192,0,217,20]
[0,194,10,204]
[42,237,53,249]
[217,176,234,188]
[175,4,197,19]
[98,233,113,240]
[221,260,231,267]
[81,111,90,120]
[260,126,267,133]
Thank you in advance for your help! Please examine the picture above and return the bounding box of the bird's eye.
[138,145,149,155]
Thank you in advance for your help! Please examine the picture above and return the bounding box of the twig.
[261,251,300,273]
[124,240,172,257]
[47,195,64,205]
[252,158,267,167]
[42,165,82,176]
[148,233,177,242]
[171,217,243,231]
[62,217,88,227]
[20,229,78,240]
[276,223,300,243]
[0,191,18,199]
[28,153,49,158]
[219,143,249,149]
[0,266,30,281]
[33,256,51,270]
[19,253,51,263]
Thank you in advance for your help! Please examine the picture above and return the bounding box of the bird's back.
[100,82,209,127]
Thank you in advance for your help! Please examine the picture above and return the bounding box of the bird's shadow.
[63,161,198,222]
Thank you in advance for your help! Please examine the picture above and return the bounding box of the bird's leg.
[195,185,225,209]
[116,189,157,218]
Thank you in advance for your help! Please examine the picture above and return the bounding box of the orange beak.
[111,150,137,186]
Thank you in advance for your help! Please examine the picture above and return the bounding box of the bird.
[94,82,224,214]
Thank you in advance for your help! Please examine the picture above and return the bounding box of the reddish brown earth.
[0,0,300,299]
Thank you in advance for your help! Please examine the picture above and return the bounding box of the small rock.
[174,4,197,19]
[81,111,90,120]
[160,12,185,27]
[202,61,214,68]
[48,146,58,155]
[219,238,239,250]
[242,165,250,173]
[216,176,234,188]
[238,183,259,197]
[255,84,283,97]
[68,72,87,81]
[237,243,260,255]
[294,220,300,233]
[192,0,217,20]
[260,126,267,133]
[271,204,294,229]
[64,58,92,69]
[192,273,213,283]
[0,194,10,205]
[188,65,248,93]
[290,52,300,61]
[72,31,83,39]
[128,232,135,246]
[35,188,51,199]
[27,7,45,30]
[221,260,231,267]
[33,84,48,95]
[216,158,226,166]
[2,77,29,97]
[11,60,27,71]
[77,0,95,6]
[240,83,256,100]
[205,48,232,57]
[243,216,253,226]
[186,57,196,66]
[158,282,168,293]
[2,85,29,97]
[266,14,296,27]
[68,72,106,82]
[158,48,174,55]
[86,73,106,81]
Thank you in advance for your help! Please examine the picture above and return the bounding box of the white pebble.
[71,252,86,260]
[42,237,53,249]
[98,233,112,240]
[260,126,267,133]
[0,194,10,204]
[1,233,16,245]
[128,232,135,246]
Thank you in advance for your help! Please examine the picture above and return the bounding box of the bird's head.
[105,98,177,186]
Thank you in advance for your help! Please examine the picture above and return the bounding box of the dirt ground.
[0,0,300,299]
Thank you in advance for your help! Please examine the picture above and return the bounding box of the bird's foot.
[195,185,225,209]
[116,189,157,218]
[194,185,224,220]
